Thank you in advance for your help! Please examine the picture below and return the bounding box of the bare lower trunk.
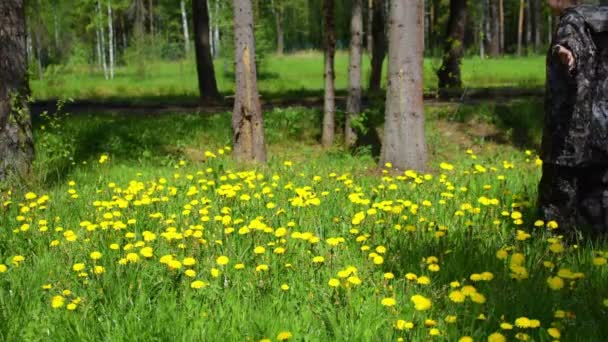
[380,0,426,172]
[368,0,386,93]
[367,0,373,54]
[107,0,114,79]
[345,0,363,147]
[0,0,34,181]
[499,0,504,53]
[488,0,500,57]
[271,0,285,55]
[193,0,221,101]
[525,0,531,49]
[97,0,108,80]
[213,0,220,58]
[479,3,485,59]
[232,0,266,162]
[181,0,190,55]
[322,0,336,148]
[533,0,541,50]
[517,0,524,56]
[437,0,467,93]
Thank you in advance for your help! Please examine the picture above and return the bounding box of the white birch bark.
[181,0,190,55]
[213,0,220,58]
[107,0,114,79]
[97,0,108,80]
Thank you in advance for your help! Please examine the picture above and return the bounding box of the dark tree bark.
[0,0,34,181]
[232,0,266,162]
[345,0,363,147]
[321,0,336,148]
[499,0,504,53]
[366,0,373,54]
[380,0,426,171]
[368,0,386,93]
[437,0,467,93]
[193,0,221,102]
[488,0,500,57]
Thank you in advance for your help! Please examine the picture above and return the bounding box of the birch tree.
[181,0,190,55]
[321,0,336,148]
[345,0,363,148]
[380,0,426,171]
[107,0,114,79]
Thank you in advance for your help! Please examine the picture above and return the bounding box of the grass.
[1,100,607,341]
[31,52,546,105]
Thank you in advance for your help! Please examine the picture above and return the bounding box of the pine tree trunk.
[517,0,524,56]
[321,0,336,148]
[345,0,363,147]
[193,0,221,101]
[437,0,467,93]
[499,0,504,53]
[232,0,266,163]
[367,0,373,55]
[368,0,386,93]
[479,2,485,59]
[533,0,541,51]
[181,0,190,55]
[380,0,426,171]
[107,0,114,80]
[0,0,34,182]
[525,0,531,51]
[488,0,500,57]
[271,0,285,55]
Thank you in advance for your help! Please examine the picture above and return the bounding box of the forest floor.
[2,100,607,341]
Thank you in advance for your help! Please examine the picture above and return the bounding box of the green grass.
[1,100,607,341]
[31,52,546,105]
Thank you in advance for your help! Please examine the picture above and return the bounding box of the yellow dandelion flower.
[281,284,289,291]
[313,256,325,263]
[449,290,466,303]
[547,328,561,339]
[592,257,607,266]
[184,269,196,277]
[190,280,208,289]
[394,320,414,330]
[89,251,102,260]
[514,317,531,328]
[276,331,292,341]
[183,257,196,266]
[66,303,77,311]
[458,337,473,342]
[487,332,506,342]
[381,297,396,307]
[416,276,431,285]
[72,263,85,272]
[51,295,65,308]
[216,256,230,266]
[328,278,340,287]
[410,294,432,311]
[547,276,564,290]
[500,323,513,330]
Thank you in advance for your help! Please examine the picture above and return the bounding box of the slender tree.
[437,0,467,93]
[270,0,285,55]
[181,0,190,55]
[517,0,525,56]
[488,0,500,57]
[97,0,108,80]
[345,0,363,147]
[366,0,373,54]
[0,0,34,181]
[192,0,221,101]
[232,0,266,162]
[107,0,114,80]
[380,0,426,171]
[321,0,336,148]
[368,0,386,93]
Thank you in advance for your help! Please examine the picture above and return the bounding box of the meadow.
[30,52,546,104]
[1,97,607,341]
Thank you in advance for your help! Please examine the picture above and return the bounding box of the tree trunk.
[367,0,373,55]
[213,0,220,58]
[437,0,467,93]
[488,0,500,57]
[0,0,34,182]
[368,0,386,93]
[321,0,336,148]
[232,0,267,163]
[107,0,114,80]
[97,0,108,80]
[193,0,221,102]
[479,1,485,59]
[148,0,154,36]
[181,0,190,55]
[498,0,504,53]
[533,0,541,51]
[525,0,531,50]
[380,0,426,171]
[345,0,363,147]
[517,0,524,56]
[271,0,285,55]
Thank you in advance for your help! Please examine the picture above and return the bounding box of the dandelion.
[281,284,289,291]
[592,257,607,266]
[547,276,564,290]
[216,256,230,266]
[514,317,531,328]
[277,331,293,341]
[410,294,432,311]
[312,256,325,264]
[449,290,466,303]
[0,264,8,273]
[328,278,340,287]
[51,295,65,308]
[140,247,153,258]
[547,328,561,339]
[458,337,473,342]
[487,332,506,342]
[381,297,396,307]
[67,303,77,311]
[190,280,208,289]
[89,251,102,260]
[395,320,414,330]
